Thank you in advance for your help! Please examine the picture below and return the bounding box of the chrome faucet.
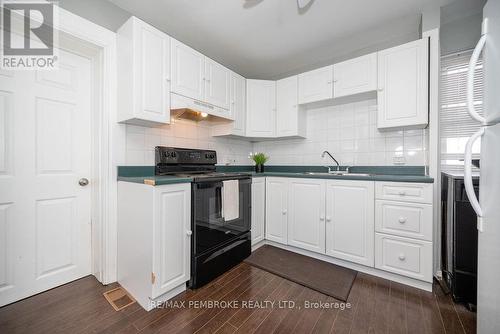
[321,151,340,173]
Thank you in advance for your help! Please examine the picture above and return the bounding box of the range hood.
[170,93,234,123]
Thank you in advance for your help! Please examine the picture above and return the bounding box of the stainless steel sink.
[301,172,375,177]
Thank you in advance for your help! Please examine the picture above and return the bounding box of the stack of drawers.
[374,182,433,282]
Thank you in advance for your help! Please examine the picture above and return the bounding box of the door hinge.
[151,272,156,284]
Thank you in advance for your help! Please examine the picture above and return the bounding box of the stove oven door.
[192,178,251,255]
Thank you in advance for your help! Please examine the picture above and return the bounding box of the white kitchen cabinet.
[375,200,432,241]
[117,17,171,126]
[377,38,429,129]
[298,65,334,104]
[230,73,247,136]
[170,39,205,101]
[375,233,433,282]
[265,177,288,244]
[117,182,191,310]
[287,178,326,254]
[333,53,377,98]
[246,79,276,137]
[325,180,375,267]
[251,177,266,246]
[211,72,246,137]
[276,76,306,138]
[204,57,230,110]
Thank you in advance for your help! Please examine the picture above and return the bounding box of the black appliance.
[155,147,252,289]
[441,171,479,309]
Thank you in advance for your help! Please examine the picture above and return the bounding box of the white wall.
[124,120,253,166]
[253,99,427,166]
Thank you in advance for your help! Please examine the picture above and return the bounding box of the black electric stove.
[155,147,252,288]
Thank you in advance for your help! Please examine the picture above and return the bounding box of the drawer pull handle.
[398,191,406,196]
[398,217,407,224]
[398,253,406,261]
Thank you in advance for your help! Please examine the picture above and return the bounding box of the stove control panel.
[155,147,217,165]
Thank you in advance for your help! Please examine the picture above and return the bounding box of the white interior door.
[0,49,92,306]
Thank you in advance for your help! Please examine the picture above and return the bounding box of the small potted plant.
[250,152,269,173]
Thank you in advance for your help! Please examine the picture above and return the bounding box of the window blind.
[440,51,483,170]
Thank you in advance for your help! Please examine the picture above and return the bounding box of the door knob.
[79,178,89,186]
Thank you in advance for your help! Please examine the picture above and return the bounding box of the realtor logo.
[1,1,58,69]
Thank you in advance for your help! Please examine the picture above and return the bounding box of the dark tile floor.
[0,263,476,333]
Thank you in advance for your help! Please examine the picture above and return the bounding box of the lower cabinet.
[287,178,326,254]
[325,180,375,267]
[251,177,266,246]
[375,233,433,282]
[265,177,288,244]
[117,182,191,310]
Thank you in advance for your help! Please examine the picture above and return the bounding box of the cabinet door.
[135,21,171,124]
[277,75,301,137]
[333,53,377,98]
[231,72,246,136]
[251,178,266,246]
[326,180,375,266]
[377,38,429,129]
[298,65,333,104]
[287,178,326,254]
[205,57,230,110]
[152,184,191,299]
[246,79,276,137]
[170,39,205,101]
[265,177,288,244]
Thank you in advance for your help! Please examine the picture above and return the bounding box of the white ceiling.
[109,0,455,79]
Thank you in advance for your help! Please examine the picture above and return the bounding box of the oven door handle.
[202,239,247,264]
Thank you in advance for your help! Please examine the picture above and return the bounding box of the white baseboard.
[257,240,433,292]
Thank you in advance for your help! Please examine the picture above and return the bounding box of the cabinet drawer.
[375,200,432,241]
[375,233,432,282]
[375,182,432,204]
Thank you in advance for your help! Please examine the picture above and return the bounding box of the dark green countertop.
[248,172,433,183]
[117,165,434,185]
[117,175,193,186]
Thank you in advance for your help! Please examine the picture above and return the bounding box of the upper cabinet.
[377,38,429,129]
[230,72,246,136]
[170,39,205,102]
[211,72,246,137]
[298,65,334,104]
[117,17,171,126]
[171,39,231,112]
[276,75,306,138]
[333,53,377,98]
[246,79,276,137]
[204,57,231,110]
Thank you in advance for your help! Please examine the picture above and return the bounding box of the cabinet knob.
[326,216,332,222]
[398,191,406,196]
[378,88,384,92]
[398,253,406,261]
[327,81,333,85]
[320,216,325,221]
[398,217,407,224]
[186,230,193,236]
[282,210,287,215]
[165,77,171,82]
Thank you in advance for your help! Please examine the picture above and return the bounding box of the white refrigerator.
[463,0,500,332]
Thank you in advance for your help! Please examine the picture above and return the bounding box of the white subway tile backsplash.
[124,98,427,167]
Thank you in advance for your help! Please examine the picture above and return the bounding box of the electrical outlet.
[393,156,406,165]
